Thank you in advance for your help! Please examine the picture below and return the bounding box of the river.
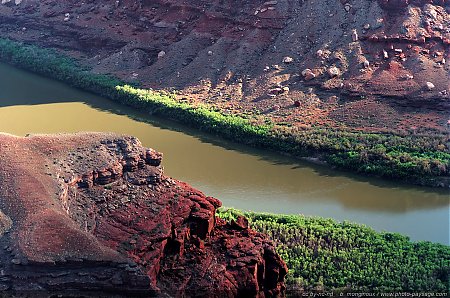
[0,62,448,244]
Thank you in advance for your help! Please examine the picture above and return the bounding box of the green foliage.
[217,208,450,293]
[0,37,448,185]
[114,85,273,141]
[0,38,272,143]
[271,127,450,182]
[0,38,123,97]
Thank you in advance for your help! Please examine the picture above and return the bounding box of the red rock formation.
[379,0,449,10]
[0,133,287,296]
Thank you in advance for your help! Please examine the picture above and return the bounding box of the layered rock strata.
[0,0,448,132]
[0,132,287,297]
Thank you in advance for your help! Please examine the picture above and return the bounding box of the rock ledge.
[0,132,287,297]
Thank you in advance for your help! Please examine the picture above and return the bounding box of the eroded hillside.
[0,0,448,133]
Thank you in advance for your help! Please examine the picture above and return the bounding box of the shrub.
[217,208,450,293]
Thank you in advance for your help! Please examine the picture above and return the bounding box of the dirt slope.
[0,0,448,134]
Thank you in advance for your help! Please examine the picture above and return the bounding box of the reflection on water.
[0,62,448,244]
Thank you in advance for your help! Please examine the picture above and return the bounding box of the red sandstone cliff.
[0,0,448,133]
[0,133,287,296]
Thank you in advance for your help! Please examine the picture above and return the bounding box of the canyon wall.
[0,0,448,132]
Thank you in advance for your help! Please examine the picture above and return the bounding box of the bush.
[217,208,450,293]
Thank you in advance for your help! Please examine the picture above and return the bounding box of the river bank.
[0,38,449,188]
[1,60,448,244]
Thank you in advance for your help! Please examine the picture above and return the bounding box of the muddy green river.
[0,62,448,244]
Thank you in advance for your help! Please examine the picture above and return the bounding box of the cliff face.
[0,0,448,133]
[0,133,287,296]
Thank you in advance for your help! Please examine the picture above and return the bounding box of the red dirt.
[0,132,287,296]
[0,0,448,134]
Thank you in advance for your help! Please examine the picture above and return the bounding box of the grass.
[217,208,450,294]
[0,37,449,186]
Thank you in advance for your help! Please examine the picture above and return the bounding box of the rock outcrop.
[0,133,287,296]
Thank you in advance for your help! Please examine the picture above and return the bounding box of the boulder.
[328,66,340,77]
[425,82,435,90]
[352,29,359,42]
[282,56,294,64]
[302,68,316,81]
[157,50,166,59]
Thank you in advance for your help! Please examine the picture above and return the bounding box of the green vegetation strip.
[0,38,449,185]
[218,208,450,293]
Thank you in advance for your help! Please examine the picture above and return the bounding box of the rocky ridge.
[0,132,287,296]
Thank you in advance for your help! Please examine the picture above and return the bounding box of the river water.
[0,62,448,244]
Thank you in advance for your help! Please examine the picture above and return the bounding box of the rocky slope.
[0,132,287,296]
[0,0,448,133]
